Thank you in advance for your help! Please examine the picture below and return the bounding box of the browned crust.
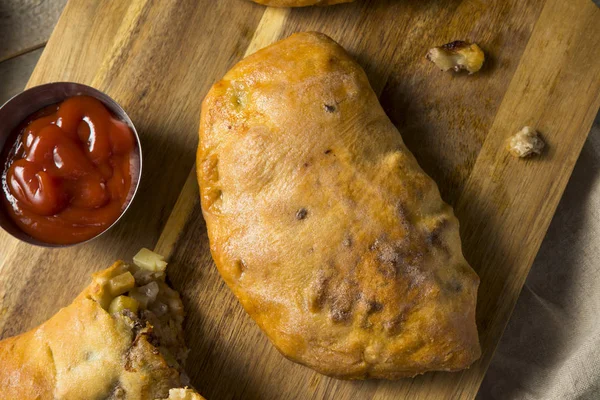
[197,32,481,379]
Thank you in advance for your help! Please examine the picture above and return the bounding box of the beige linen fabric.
[478,112,600,399]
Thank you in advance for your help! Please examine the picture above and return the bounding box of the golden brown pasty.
[250,0,352,7]
[197,32,481,379]
[0,249,205,399]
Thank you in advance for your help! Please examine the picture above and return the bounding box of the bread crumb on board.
[426,41,485,74]
[507,126,545,158]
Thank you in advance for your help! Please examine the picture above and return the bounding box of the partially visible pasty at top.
[250,0,352,7]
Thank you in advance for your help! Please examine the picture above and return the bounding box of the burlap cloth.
[477,111,600,399]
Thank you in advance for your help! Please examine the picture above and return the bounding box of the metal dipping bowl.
[0,82,142,247]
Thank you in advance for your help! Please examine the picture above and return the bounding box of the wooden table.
[1,1,600,399]
[0,0,66,101]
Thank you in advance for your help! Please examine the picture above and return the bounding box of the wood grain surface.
[0,0,599,399]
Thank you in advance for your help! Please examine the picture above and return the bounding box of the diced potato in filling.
[108,272,136,296]
[92,249,189,373]
[134,248,168,272]
[109,295,140,314]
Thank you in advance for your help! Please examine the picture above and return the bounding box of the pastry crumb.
[507,126,545,158]
[426,41,485,74]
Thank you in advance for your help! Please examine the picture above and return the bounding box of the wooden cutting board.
[1,0,599,398]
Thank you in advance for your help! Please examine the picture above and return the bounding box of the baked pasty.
[0,249,205,399]
[250,0,352,7]
[197,32,481,379]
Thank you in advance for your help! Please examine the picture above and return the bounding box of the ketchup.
[1,96,136,245]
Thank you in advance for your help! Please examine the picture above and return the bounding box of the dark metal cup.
[0,82,142,247]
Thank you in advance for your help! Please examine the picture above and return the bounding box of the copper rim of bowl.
[0,82,142,248]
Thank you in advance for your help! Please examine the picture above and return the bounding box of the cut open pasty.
[0,249,205,400]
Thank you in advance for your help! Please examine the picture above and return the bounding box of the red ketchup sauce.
[1,96,136,245]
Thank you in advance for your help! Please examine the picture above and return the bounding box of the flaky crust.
[0,262,204,400]
[250,0,352,6]
[198,32,481,379]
